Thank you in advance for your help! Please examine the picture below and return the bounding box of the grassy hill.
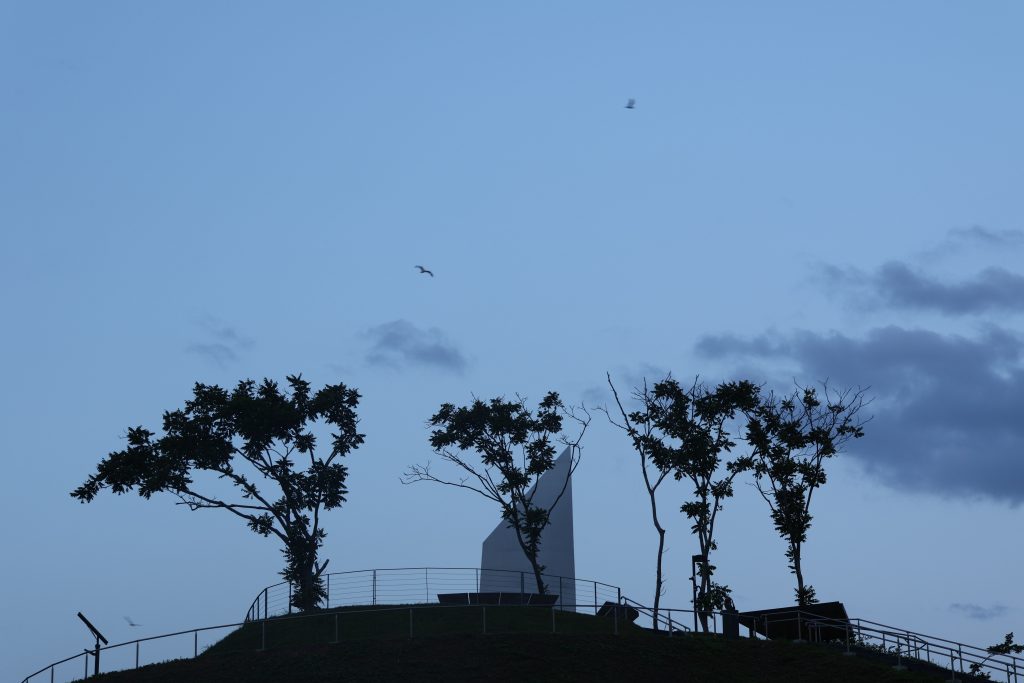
[85,605,984,683]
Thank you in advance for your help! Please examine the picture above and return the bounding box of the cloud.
[919,226,1024,260]
[363,320,467,373]
[950,603,1009,621]
[185,343,240,366]
[696,326,1024,504]
[946,225,1024,249]
[819,261,1024,315]
[186,318,254,366]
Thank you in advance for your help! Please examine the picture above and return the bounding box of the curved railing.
[20,599,1023,683]
[244,566,623,621]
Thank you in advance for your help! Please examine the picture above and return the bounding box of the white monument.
[479,446,577,610]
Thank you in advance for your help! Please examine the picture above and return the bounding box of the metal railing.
[21,597,1023,683]
[20,601,628,683]
[244,566,622,621]
[663,606,1023,682]
[620,596,692,634]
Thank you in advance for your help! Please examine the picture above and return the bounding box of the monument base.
[437,592,560,607]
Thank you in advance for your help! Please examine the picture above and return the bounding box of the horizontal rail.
[22,602,630,683]
[23,600,1022,683]
[245,566,622,622]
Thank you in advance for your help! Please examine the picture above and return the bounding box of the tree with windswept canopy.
[634,376,761,632]
[71,374,364,612]
[744,382,868,607]
[602,373,674,630]
[402,392,589,595]
[970,633,1024,677]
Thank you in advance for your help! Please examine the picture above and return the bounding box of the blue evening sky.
[2,2,1023,678]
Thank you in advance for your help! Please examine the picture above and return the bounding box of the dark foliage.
[403,392,588,595]
[626,376,761,631]
[744,383,868,606]
[71,375,364,611]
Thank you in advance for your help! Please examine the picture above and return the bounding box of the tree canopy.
[404,391,589,595]
[71,374,364,611]
[744,382,868,606]
[632,376,760,630]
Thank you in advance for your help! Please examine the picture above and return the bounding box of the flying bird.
[625,98,636,109]
[123,616,142,627]
[415,265,434,277]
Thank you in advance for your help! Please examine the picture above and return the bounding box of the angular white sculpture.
[479,446,577,610]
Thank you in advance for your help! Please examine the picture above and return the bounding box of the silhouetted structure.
[479,447,577,610]
[739,601,851,642]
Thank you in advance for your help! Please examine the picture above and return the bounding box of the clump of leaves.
[968,633,1024,678]
[72,375,364,611]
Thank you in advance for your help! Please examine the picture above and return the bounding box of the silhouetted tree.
[403,392,589,595]
[71,375,364,612]
[602,373,673,630]
[626,376,761,632]
[970,633,1024,678]
[744,382,868,607]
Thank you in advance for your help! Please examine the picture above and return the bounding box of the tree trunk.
[285,536,324,612]
[652,526,666,630]
[697,551,711,633]
[509,528,548,593]
[790,540,806,606]
[529,557,547,595]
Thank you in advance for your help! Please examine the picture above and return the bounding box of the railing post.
[136,641,140,668]
[84,653,88,679]
[373,570,377,606]
[264,588,268,620]
[261,619,266,651]
[288,583,293,614]
[194,630,198,657]
[475,567,479,593]
[614,602,619,636]
[558,577,563,610]
[50,664,54,683]
[482,605,487,635]
[425,568,429,603]
[326,574,330,609]
[593,584,598,616]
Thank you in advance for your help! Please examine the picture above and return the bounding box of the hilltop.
[83,606,978,683]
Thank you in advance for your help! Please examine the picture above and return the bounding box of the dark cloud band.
[820,261,1024,315]
[697,326,1024,504]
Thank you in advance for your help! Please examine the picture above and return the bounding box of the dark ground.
[89,632,974,683]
